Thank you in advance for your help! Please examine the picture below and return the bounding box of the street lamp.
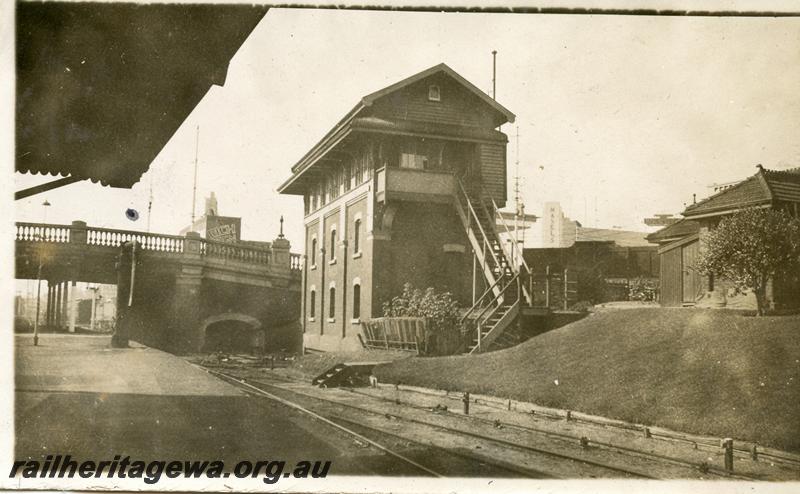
[33,199,51,346]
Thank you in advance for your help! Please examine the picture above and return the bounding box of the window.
[428,84,441,101]
[310,238,317,266]
[353,219,361,254]
[352,284,361,319]
[400,152,427,170]
[330,229,337,261]
[329,286,336,320]
[309,289,316,319]
[398,139,444,170]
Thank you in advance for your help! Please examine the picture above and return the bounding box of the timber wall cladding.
[660,246,683,307]
[479,143,506,205]
[372,76,496,128]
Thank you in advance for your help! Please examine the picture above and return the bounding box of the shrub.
[382,283,460,334]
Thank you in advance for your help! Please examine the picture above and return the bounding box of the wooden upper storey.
[278,64,515,204]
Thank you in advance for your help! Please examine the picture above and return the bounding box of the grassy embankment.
[373,309,800,452]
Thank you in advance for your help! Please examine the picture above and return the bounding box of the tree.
[382,283,460,333]
[695,207,800,316]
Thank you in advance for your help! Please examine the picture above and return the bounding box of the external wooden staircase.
[454,179,534,353]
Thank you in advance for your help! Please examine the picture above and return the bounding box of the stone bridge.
[15,221,303,354]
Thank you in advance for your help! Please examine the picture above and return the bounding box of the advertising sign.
[205,216,241,243]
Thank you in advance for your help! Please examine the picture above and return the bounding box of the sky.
[12,7,800,249]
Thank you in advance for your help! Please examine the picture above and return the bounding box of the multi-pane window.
[309,289,316,318]
[399,139,445,171]
[330,229,337,261]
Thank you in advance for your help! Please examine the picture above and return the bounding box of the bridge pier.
[60,281,69,331]
[112,242,135,348]
[46,283,53,329]
[68,280,76,333]
[170,232,204,353]
[54,283,60,329]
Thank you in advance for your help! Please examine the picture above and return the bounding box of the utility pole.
[514,126,521,246]
[190,125,200,228]
[491,50,497,100]
[33,199,50,346]
[146,170,154,233]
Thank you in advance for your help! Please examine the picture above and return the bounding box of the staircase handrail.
[455,178,504,274]
[474,272,519,330]
[459,272,505,325]
[480,188,533,276]
[478,185,534,305]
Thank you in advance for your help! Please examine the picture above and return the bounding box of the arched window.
[353,219,361,254]
[309,289,316,319]
[329,286,336,320]
[330,228,337,261]
[310,237,317,266]
[352,284,361,319]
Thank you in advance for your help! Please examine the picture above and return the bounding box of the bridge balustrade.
[87,226,185,252]
[200,239,272,265]
[15,223,71,243]
[16,222,302,276]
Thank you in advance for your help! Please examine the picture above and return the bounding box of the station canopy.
[15,2,268,199]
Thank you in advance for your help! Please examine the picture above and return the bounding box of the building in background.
[179,191,242,243]
[14,282,117,332]
[524,224,658,307]
[648,165,800,310]
[538,202,577,248]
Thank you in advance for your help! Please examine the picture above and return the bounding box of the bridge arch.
[200,313,264,353]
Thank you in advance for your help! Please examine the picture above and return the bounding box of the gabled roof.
[361,63,516,124]
[646,218,701,244]
[683,165,800,218]
[278,63,515,195]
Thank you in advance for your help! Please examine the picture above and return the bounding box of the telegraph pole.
[146,170,154,233]
[491,50,497,100]
[190,125,200,228]
[33,199,51,346]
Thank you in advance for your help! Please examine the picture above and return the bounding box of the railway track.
[205,369,735,479]
[383,385,800,469]
[341,387,776,479]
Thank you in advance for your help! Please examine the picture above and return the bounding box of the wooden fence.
[359,317,465,356]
